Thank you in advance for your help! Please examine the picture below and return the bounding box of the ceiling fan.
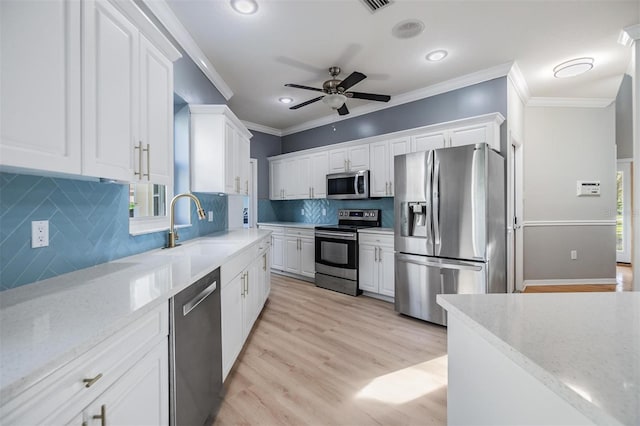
[285,67,391,116]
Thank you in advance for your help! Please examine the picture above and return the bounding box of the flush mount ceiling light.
[426,49,448,62]
[392,19,425,39]
[553,57,594,78]
[230,0,258,15]
[279,97,293,104]
[323,93,347,110]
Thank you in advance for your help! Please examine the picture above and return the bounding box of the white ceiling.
[164,0,638,132]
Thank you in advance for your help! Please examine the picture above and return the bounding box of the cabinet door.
[378,246,396,297]
[237,134,250,195]
[388,137,410,196]
[283,157,301,199]
[140,35,173,186]
[264,249,271,300]
[221,274,244,380]
[285,237,301,274]
[358,244,377,293]
[328,149,348,172]
[450,125,487,147]
[270,234,285,270]
[310,151,329,198]
[411,132,446,152]
[348,145,370,170]
[300,238,316,278]
[270,160,284,200]
[85,340,168,426]
[224,122,236,193]
[243,267,258,337]
[369,141,389,197]
[83,0,138,181]
[1,0,82,174]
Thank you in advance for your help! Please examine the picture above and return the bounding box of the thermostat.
[577,181,600,196]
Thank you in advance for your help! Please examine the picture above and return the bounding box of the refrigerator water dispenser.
[401,202,428,237]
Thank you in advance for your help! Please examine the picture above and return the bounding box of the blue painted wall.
[281,77,508,153]
[0,173,227,290]
[249,131,281,200]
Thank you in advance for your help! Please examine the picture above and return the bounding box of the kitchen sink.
[158,240,243,257]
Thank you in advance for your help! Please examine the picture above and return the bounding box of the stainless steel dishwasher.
[170,267,222,426]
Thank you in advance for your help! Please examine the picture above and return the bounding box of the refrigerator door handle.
[432,159,441,252]
[396,253,484,271]
[426,151,434,251]
[440,272,445,294]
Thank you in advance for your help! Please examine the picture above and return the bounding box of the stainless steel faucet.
[167,193,207,248]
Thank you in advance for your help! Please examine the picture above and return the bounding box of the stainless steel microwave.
[326,170,369,199]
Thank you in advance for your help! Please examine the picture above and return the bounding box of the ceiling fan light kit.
[230,0,258,15]
[553,57,594,78]
[285,67,391,116]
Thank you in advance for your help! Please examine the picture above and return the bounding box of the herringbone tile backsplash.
[0,173,227,290]
[258,198,394,227]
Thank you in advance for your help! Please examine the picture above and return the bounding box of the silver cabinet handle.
[312,187,314,198]
[92,404,106,426]
[145,143,150,180]
[263,254,267,271]
[245,180,249,195]
[83,373,103,388]
[309,187,311,198]
[245,271,249,294]
[374,247,378,262]
[183,281,217,316]
[378,247,382,262]
[389,181,392,195]
[134,141,143,180]
[240,273,245,296]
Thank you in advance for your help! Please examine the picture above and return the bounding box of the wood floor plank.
[214,274,448,425]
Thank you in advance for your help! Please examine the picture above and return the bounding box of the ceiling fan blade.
[284,83,324,92]
[290,96,324,110]
[348,91,391,102]
[338,71,366,91]
[337,103,349,116]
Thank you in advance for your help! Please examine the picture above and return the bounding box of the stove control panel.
[337,209,380,224]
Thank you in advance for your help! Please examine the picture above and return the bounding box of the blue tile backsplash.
[0,172,227,291]
[258,198,394,228]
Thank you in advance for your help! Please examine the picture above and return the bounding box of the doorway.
[616,159,632,264]
[508,138,524,292]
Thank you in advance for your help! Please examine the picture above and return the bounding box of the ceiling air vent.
[360,0,393,13]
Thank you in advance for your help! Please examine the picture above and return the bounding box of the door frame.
[508,134,524,292]
[249,158,258,228]
[617,158,633,263]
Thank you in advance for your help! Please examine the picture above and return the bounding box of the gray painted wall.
[616,74,633,159]
[523,105,616,281]
[282,77,508,153]
[249,131,282,199]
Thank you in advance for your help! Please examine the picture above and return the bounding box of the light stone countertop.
[257,221,334,229]
[0,228,271,402]
[358,227,393,235]
[437,292,640,426]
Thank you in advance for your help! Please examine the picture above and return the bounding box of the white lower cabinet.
[221,236,271,381]
[0,303,169,426]
[259,225,315,280]
[358,232,395,298]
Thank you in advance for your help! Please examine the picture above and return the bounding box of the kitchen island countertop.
[437,292,639,425]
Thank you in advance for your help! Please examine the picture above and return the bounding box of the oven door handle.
[315,231,357,241]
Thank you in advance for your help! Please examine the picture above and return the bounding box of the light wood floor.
[214,274,448,426]
[523,265,633,293]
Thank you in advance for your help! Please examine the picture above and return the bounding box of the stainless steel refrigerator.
[394,143,505,326]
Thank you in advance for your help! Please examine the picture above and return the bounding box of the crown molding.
[619,24,640,46]
[527,97,614,108]
[241,121,282,137]
[507,61,530,104]
[141,0,234,100]
[190,105,252,138]
[280,62,514,136]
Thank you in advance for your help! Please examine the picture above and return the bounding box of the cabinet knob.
[82,373,103,388]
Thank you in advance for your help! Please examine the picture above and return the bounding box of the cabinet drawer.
[221,245,258,288]
[285,227,314,239]
[1,302,168,425]
[359,233,394,247]
[258,225,284,235]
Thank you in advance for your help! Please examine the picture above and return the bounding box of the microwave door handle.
[354,175,358,194]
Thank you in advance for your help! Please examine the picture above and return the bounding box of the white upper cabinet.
[411,131,447,152]
[0,0,82,174]
[190,105,252,194]
[369,137,409,197]
[82,0,139,182]
[329,145,370,173]
[270,159,285,200]
[0,0,180,183]
[309,151,329,198]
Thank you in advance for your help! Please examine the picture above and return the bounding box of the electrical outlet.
[322,208,326,216]
[570,250,577,260]
[31,220,49,248]
[208,211,214,222]
[301,209,305,216]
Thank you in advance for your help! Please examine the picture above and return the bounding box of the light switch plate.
[301,209,305,216]
[31,220,49,248]
[322,208,326,216]
[208,211,214,222]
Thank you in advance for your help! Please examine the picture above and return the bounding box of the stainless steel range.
[315,209,381,296]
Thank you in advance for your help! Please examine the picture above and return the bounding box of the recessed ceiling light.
[553,57,594,78]
[426,50,448,62]
[230,0,258,15]
[279,97,293,104]
[392,19,425,39]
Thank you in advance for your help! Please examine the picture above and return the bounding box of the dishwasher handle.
[182,281,217,316]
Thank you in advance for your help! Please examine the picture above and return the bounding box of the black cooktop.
[315,224,377,232]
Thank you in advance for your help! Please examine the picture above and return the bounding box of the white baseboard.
[362,291,394,304]
[523,278,617,288]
